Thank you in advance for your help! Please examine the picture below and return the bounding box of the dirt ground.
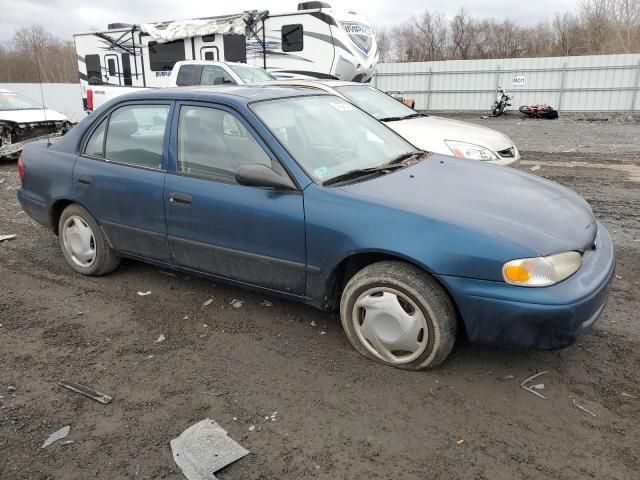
[1,114,639,480]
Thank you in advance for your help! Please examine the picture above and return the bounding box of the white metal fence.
[373,54,640,112]
[0,83,84,123]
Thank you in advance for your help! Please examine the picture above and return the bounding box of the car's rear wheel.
[340,261,457,370]
[58,204,120,276]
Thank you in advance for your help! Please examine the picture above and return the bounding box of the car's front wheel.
[58,204,120,276]
[340,261,457,370]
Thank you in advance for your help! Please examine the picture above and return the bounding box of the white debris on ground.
[155,334,166,343]
[260,300,273,307]
[41,426,71,449]
[230,299,244,309]
[203,298,214,307]
[171,419,249,480]
[137,291,152,296]
[0,234,16,242]
[530,165,541,172]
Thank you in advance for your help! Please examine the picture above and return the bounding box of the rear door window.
[104,105,170,169]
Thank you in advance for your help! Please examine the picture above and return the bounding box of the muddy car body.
[0,89,71,159]
[16,86,615,370]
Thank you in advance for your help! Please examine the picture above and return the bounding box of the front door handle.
[169,192,192,205]
[77,175,92,185]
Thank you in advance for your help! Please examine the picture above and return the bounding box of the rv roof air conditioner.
[298,2,331,10]
[107,23,133,30]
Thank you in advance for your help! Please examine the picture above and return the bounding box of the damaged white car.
[0,89,72,159]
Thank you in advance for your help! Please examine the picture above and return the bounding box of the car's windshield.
[334,85,419,121]
[0,91,43,111]
[228,64,275,83]
[252,95,419,183]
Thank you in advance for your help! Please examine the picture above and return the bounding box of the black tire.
[58,204,120,276]
[339,261,457,370]
[491,104,505,117]
[519,105,532,116]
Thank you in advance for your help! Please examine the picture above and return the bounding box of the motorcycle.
[490,86,512,117]
[519,104,559,119]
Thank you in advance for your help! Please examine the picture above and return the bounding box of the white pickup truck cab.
[86,61,275,111]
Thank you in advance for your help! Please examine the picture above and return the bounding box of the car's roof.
[263,79,363,89]
[119,85,332,103]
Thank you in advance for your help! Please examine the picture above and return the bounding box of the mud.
[1,115,639,479]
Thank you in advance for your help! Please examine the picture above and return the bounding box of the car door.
[74,102,172,262]
[164,102,306,295]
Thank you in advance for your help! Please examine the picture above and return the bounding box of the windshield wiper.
[401,112,425,119]
[322,151,425,186]
[378,113,425,122]
[384,150,427,166]
[322,163,407,186]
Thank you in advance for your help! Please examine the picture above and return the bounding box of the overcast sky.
[0,0,580,42]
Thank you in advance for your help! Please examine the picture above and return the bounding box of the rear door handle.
[169,192,192,205]
[77,175,92,185]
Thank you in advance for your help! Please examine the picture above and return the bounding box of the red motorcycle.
[519,104,559,119]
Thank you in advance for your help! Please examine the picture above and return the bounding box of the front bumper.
[436,223,615,350]
[487,145,521,168]
[0,132,64,158]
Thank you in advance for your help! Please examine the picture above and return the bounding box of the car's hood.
[385,116,513,155]
[340,154,597,256]
[0,109,68,123]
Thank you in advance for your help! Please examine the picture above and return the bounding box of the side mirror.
[235,164,297,191]
[213,76,225,85]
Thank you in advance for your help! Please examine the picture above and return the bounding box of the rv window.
[282,24,303,52]
[85,54,103,85]
[176,65,202,86]
[202,34,216,43]
[200,66,235,85]
[204,51,215,61]
[148,40,186,71]
[107,58,116,76]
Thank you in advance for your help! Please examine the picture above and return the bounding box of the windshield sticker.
[314,167,331,179]
[330,102,356,112]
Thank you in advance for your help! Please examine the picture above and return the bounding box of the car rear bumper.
[17,188,51,229]
[436,223,615,350]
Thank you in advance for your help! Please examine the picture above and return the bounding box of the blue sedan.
[16,86,615,370]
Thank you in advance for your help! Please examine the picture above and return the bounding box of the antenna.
[32,45,51,147]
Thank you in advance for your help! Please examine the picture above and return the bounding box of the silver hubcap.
[352,288,429,365]
[62,215,96,268]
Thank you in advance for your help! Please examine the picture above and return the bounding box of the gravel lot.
[1,114,639,480]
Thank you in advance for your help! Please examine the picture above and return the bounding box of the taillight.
[17,155,25,182]
[86,89,93,111]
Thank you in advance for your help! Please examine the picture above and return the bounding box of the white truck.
[74,2,377,110]
[85,60,275,111]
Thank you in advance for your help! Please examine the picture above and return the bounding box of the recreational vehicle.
[73,2,377,107]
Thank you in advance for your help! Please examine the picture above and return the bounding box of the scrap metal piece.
[171,419,249,480]
[0,234,16,242]
[520,370,549,400]
[41,425,70,448]
[58,379,112,405]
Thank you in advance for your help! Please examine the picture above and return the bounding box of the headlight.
[445,141,497,160]
[502,251,582,287]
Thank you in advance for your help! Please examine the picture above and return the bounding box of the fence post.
[630,60,640,113]
[426,67,433,111]
[558,61,568,111]
[494,65,501,87]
